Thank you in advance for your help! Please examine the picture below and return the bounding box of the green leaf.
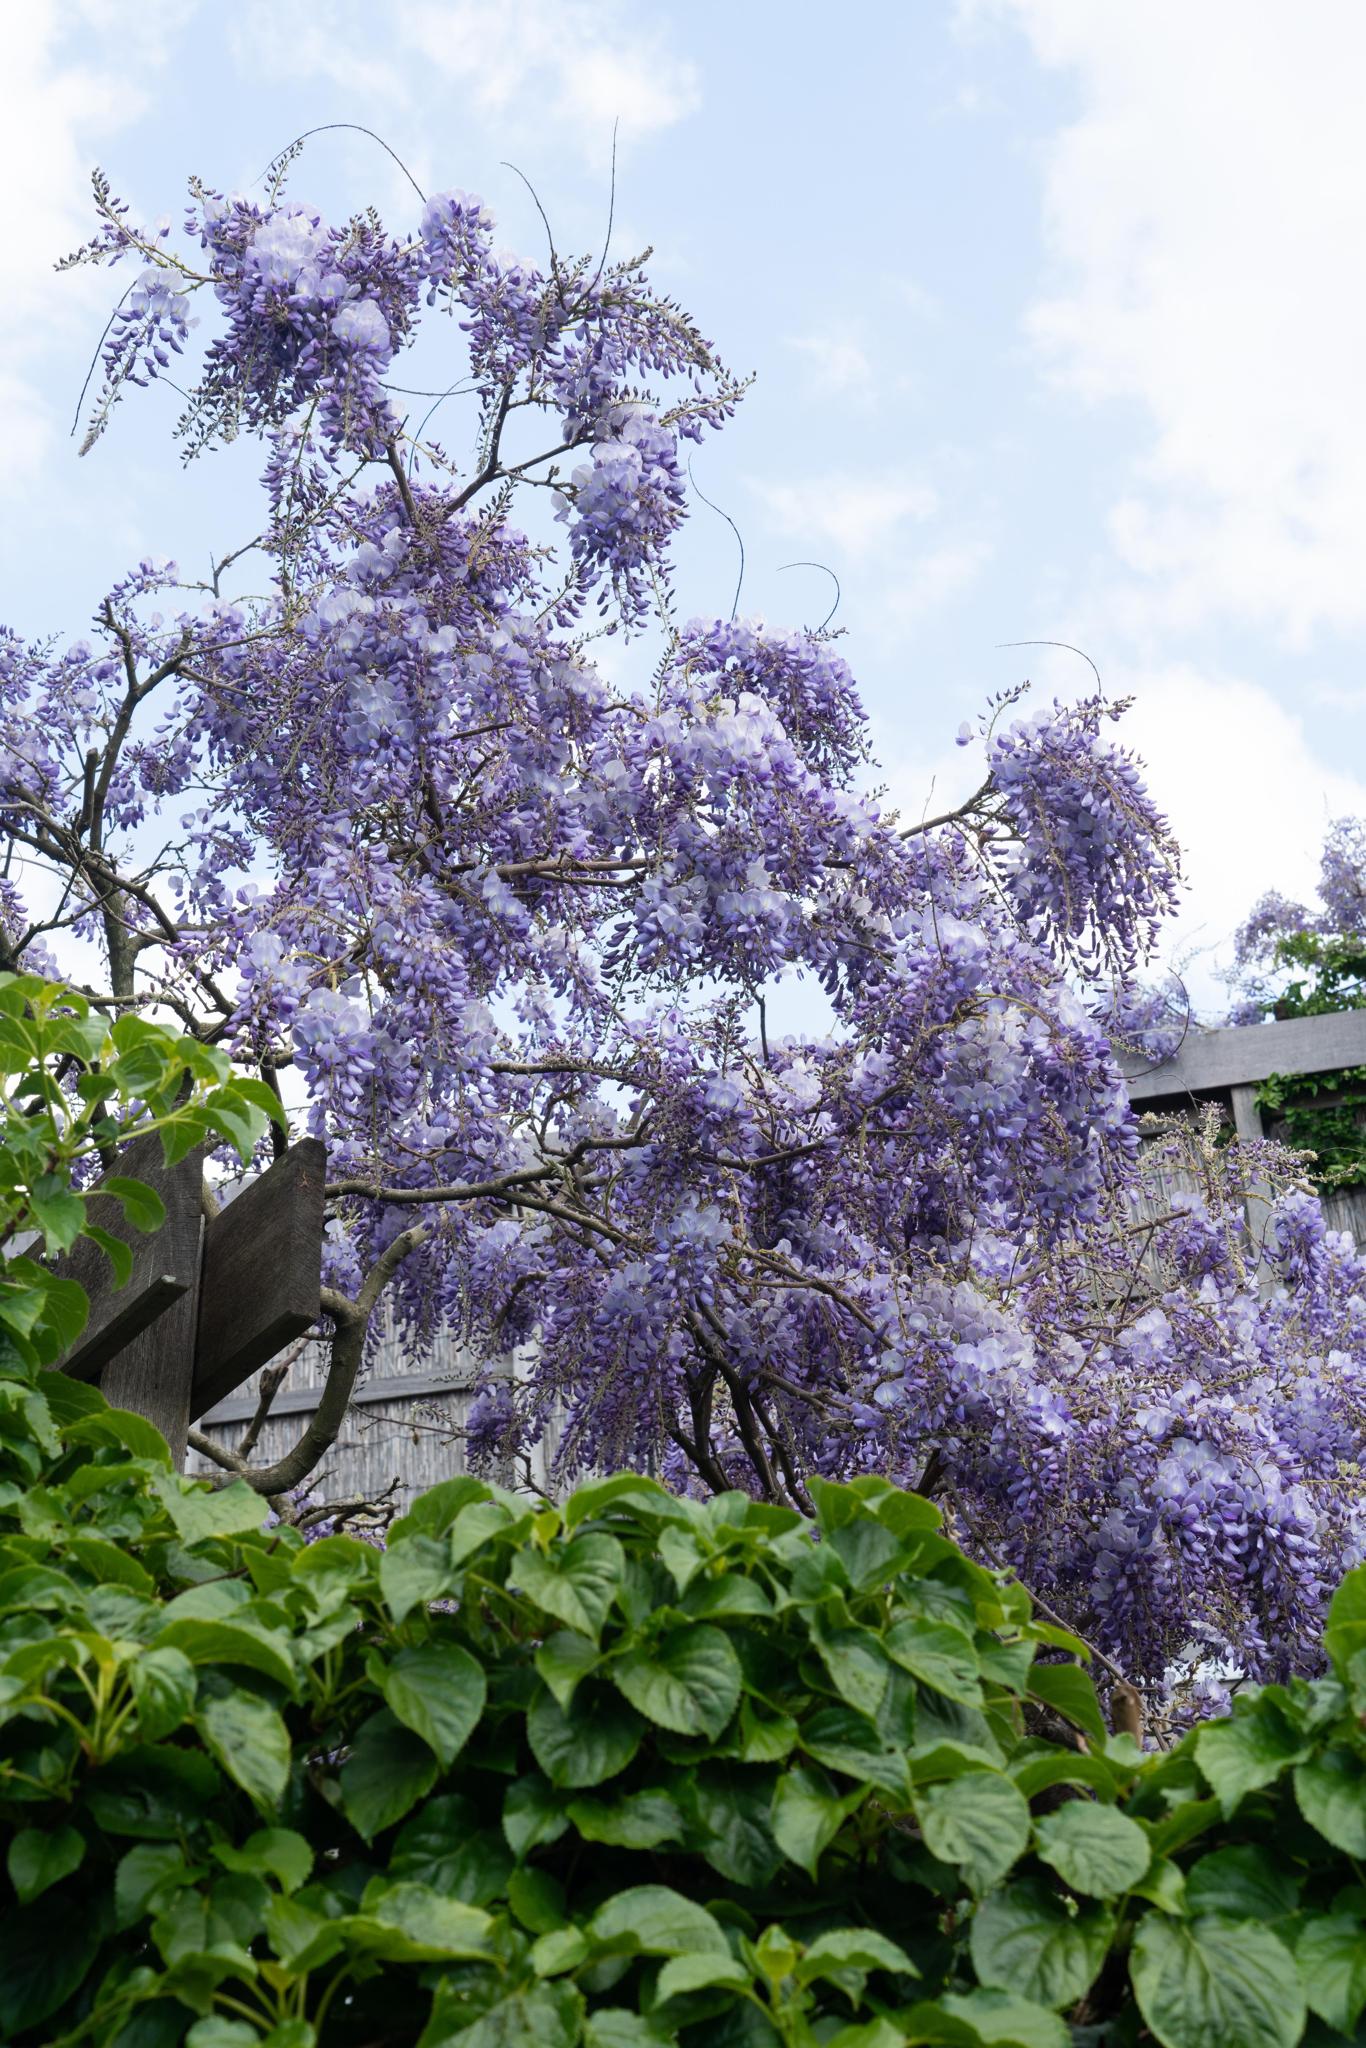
[84,1741,220,1839]
[681,1570,773,1619]
[448,1499,517,1569]
[114,1842,192,1926]
[800,1704,911,1800]
[83,1222,134,1287]
[66,1532,156,1593]
[503,1773,569,1859]
[516,1531,624,1642]
[921,1987,1070,2047]
[688,1763,783,1886]
[1033,1799,1151,1898]
[1196,1700,1310,1815]
[1144,1795,1221,1860]
[156,1617,296,1693]
[7,1823,84,1904]
[563,1472,689,1528]
[154,1475,267,1548]
[828,1513,913,1591]
[799,1927,918,1983]
[100,1174,167,1233]
[355,1879,494,1961]
[394,1474,492,1540]
[213,1829,314,1894]
[67,1403,171,1462]
[531,1925,590,1977]
[811,1617,891,1716]
[129,1646,197,1741]
[1008,1750,1116,1803]
[391,1796,514,1904]
[1294,1911,1366,2035]
[655,1952,752,2000]
[28,1181,86,1255]
[20,1267,88,1357]
[1325,1560,1366,1665]
[1132,1857,1187,1915]
[0,1899,102,2036]
[265,1894,347,1973]
[826,2020,909,2048]
[1130,1913,1305,2048]
[583,2010,675,2048]
[917,1770,1031,1892]
[527,1680,643,1788]
[567,1787,685,1849]
[418,1980,583,2048]
[970,1878,1112,2010]
[377,1641,486,1768]
[507,1864,566,1933]
[186,2023,260,2048]
[589,1883,731,1956]
[1025,1662,1109,1748]
[535,1628,600,1708]
[885,1616,985,1706]
[1294,1744,1366,1855]
[1185,1845,1298,1921]
[770,1764,864,1877]
[201,1085,268,1160]
[196,1687,291,1813]
[378,1531,452,1624]
[612,1622,741,1739]
[341,1708,440,1839]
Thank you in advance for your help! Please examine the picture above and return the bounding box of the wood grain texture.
[61,1131,205,1466]
[189,1139,325,1420]
[50,1132,201,1387]
[1126,1010,1366,1101]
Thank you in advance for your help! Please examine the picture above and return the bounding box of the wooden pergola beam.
[1124,1010,1366,1104]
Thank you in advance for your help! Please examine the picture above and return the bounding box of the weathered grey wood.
[1126,1010,1366,1102]
[51,1132,201,1385]
[1229,1084,1264,1144]
[200,1358,480,1426]
[189,1139,325,1421]
[71,1132,205,1467]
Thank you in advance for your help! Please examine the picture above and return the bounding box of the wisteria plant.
[3,138,1363,1702]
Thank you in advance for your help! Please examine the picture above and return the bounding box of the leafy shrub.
[9,1354,1366,2048]
[0,969,284,1371]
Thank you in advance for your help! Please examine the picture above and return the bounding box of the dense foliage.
[7,1349,1366,2048]
[7,145,1366,1696]
[1232,819,1366,1188]
[0,970,283,1372]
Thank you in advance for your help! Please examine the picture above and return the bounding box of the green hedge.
[4,1359,1366,2047]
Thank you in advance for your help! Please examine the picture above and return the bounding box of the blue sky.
[6,1,1366,1009]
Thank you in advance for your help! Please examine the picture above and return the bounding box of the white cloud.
[1120,662,1366,1003]
[398,0,699,161]
[0,4,184,497]
[886,539,992,625]
[974,1,1366,644]
[748,472,938,558]
[785,331,874,398]
[227,2,410,105]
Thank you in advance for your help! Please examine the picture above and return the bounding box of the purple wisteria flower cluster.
[8,145,1360,1699]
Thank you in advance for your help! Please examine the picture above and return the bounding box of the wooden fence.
[188,1009,1366,1509]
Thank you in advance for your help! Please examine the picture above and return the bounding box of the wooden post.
[1230,1082,1276,1288]
[51,1137,326,1472]
[190,1138,325,1419]
[58,1131,204,1466]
